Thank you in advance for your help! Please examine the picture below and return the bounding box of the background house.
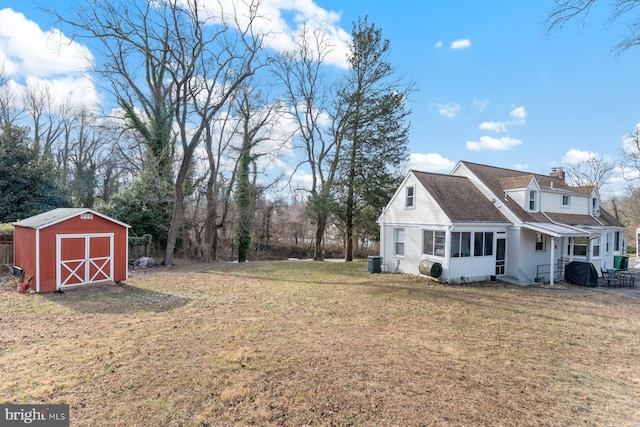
[378,161,625,284]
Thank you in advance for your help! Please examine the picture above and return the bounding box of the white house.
[378,161,625,285]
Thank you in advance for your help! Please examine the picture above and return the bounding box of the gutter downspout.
[35,228,40,293]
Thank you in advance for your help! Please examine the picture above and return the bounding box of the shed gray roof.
[412,171,509,223]
[14,208,130,229]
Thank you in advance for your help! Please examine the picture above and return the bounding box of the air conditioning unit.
[592,208,600,216]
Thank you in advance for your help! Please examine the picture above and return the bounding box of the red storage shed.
[13,208,130,293]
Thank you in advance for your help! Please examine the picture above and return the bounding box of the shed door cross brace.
[56,234,114,288]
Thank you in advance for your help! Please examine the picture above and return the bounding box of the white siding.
[378,173,452,276]
[505,227,521,279]
[540,191,590,214]
[382,174,451,226]
[518,229,561,282]
[540,191,563,212]
[506,189,527,211]
[381,224,510,281]
[380,224,422,275]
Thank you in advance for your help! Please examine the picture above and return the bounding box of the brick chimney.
[550,167,565,182]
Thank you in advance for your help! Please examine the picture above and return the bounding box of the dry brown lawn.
[1,259,639,426]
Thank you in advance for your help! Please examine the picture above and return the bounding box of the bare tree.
[563,153,616,196]
[272,24,342,261]
[49,0,269,265]
[22,82,65,160]
[621,124,640,182]
[201,105,242,261]
[0,63,22,126]
[546,0,640,52]
[233,85,283,262]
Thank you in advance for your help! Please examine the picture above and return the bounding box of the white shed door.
[56,234,114,289]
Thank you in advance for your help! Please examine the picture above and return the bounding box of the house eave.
[523,222,593,238]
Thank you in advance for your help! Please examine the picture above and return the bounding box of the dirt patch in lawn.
[1,260,639,426]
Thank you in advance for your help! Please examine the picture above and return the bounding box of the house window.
[405,186,415,208]
[562,195,571,207]
[606,233,611,254]
[568,237,588,257]
[535,233,546,252]
[394,228,405,256]
[614,231,621,252]
[473,232,493,256]
[592,197,599,215]
[529,190,537,211]
[423,230,446,257]
[593,236,600,257]
[451,231,471,257]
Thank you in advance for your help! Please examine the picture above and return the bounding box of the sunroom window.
[451,232,471,257]
[423,230,445,257]
[474,232,493,256]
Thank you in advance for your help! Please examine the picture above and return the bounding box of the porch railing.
[535,258,570,282]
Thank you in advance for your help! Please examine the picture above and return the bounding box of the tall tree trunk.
[345,140,357,262]
[202,171,216,262]
[314,214,326,261]
[163,144,195,265]
[235,141,252,263]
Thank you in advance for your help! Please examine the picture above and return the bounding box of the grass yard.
[1,260,639,426]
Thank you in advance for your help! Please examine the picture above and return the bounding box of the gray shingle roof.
[412,171,509,223]
[14,208,89,228]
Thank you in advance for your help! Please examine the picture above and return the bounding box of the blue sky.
[2,0,639,197]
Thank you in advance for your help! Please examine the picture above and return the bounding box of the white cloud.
[478,121,507,133]
[513,164,528,170]
[437,103,461,118]
[473,98,490,111]
[477,105,527,133]
[510,105,527,119]
[33,75,100,109]
[466,136,522,151]
[435,41,443,48]
[561,149,600,165]
[613,165,640,182]
[289,167,314,192]
[0,9,93,78]
[0,8,98,110]
[407,153,455,172]
[621,122,640,153]
[203,0,351,68]
[451,38,471,49]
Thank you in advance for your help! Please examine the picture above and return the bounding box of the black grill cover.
[564,261,598,287]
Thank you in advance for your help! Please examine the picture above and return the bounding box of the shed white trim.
[35,229,40,293]
[55,233,115,289]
